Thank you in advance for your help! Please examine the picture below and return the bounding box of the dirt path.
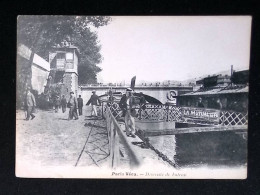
[16,106,109,167]
[16,106,172,172]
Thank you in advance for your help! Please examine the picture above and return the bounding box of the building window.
[56,53,65,69]
[57,53,65,59]
[66,52,73,61]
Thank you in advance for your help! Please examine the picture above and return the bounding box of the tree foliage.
[17,15,111,83]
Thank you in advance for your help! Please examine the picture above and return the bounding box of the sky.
[95,16,252,84]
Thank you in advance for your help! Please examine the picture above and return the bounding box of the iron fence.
[99,101,248,126]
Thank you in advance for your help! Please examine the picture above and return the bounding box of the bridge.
[79,84,193,104]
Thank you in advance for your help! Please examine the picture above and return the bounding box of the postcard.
[16,16,250,178]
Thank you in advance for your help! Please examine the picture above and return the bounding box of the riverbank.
[16,106,172,178]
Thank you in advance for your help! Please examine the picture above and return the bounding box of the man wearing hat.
[25,87,36,120]
[67,92,78,120]
[86,90,101,117]
[124,88,136,137]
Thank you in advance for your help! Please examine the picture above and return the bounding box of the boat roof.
[180,85,248,96]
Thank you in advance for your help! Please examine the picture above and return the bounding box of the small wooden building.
[176,70,249,113]
[49,41,80,99]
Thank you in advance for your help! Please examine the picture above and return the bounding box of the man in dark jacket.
[124,88,136,137]
[77,95,83,115]
[86,91,101,117]
[197,97,204,108]
[68,92,78,120]
[212,98,223,110]
[139,92,148,117]
[61,95,67,113]
[119,94,127,117]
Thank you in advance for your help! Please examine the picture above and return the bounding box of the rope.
[74,119,97,167]
[137,131,179,169]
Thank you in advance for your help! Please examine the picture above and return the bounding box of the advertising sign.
[166,90,178,105]
[181,107,220,124]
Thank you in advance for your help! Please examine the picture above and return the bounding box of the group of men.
[64,91,101,120]
[197,97,223,109]
[24,87,145,140]
[24,88,101,121]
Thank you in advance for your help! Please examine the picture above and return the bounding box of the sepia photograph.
[16,16,251,179]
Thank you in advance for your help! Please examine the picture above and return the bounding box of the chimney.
[231,65,233,86]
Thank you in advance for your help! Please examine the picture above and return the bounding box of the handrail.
[106,106,141,169]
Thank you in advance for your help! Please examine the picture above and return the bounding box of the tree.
[18,15,111,79]
[17,16,111,108]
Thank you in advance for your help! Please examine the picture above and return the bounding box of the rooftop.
[180,85,248,96]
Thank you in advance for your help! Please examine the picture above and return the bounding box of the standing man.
[107,90,117,117]
[77,95,83,116]
[139,92,148,117]
[197,97,204,108]
[86,91,101,117]
[124,88,136,138]
[68,92,78,120]
[25,88,36,121]
[107,89,114,106]
[54,95,60,113]
[61,95,67,113]
[213,98,223,110]
[119,94,127,117]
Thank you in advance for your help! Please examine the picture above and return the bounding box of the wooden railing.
[105,106,141,169]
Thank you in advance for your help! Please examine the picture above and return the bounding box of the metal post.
[166,104,169,122]
[101,101,104,119]
[139,105,141,120]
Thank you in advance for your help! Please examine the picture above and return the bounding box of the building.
[17,44,50,108]
[17,44,50,94]
[49,41,79,99]
[176,70,249,112]
[196,74,231,88]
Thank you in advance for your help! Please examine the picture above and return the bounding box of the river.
[148,131,247,168]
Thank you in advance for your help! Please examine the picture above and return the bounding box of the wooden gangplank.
[140,125,247,137]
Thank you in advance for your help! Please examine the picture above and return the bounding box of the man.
[124,88,136,138]
[77,95,83,116]
[197,97,204,108]
[138,92,148,118]
[107,89,114,106]
[53,95,60,113]
[119,94,127,117]
[215,98,223,110]
[67,92,78,120]
[25,88,36,120]
[107,90,117,117]
[86,91,101,117]
[61,95,67,113]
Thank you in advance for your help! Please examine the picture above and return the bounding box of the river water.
[148,131,247,168]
